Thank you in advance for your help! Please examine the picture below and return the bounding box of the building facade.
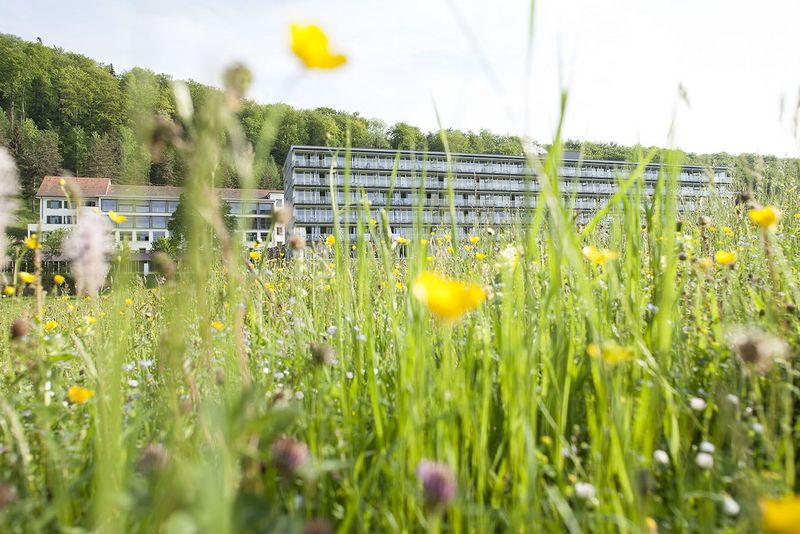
[283,145,733,241]
[29,177,285,273]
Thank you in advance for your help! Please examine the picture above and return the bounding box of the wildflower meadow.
[3,15,800,534]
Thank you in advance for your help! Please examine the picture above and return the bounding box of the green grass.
[1,75,800,534]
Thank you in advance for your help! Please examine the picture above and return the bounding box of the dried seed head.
[271,437,310,477]
[152,252,176,280]
[223,63,252,106]
[415,460,457,510]
[735,191,753,205]
[303,519,333,534]
[310,342,335,365]
[10,319,30,341]
[675,220,683,232]
[136,443,170,476]
[678,252,688,261]
[727,327,789,373]
[698,216,711,227]
[149,115,183,162]
[0,482,17,510]
[272,206,292,226]
[288,235,306,251]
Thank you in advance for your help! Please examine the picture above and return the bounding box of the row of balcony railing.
[290,153,731,184]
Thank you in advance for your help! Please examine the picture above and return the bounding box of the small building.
[29,176,285,275]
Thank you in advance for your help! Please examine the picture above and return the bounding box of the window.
[167,201,179,212]
[47,200,63,209]
[276,226,284,236]
[117,202,134,212]
[64,216,73,224]
[136,232,150,242]
[152,231,167,241]
[120,232,133,242]
[101,199,117,212]
[151,200,166,212]
[135,216,150,229]
[258,202,273,214]
[46,216,63,224]
[84,200,97,207]
[120,217,134,229]
[135,202,150,213]
[246,232,258,242]
[152,216,167,229]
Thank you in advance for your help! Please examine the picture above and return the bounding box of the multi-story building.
[29,176,285,274]
[283,145,733,241]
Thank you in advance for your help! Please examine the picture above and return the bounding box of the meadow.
[3,23,800,534]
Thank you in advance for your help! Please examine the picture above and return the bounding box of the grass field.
[3,23,800,534]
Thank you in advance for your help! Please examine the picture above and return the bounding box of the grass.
[2,55,800,534]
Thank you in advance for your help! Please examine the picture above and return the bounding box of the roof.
[38,176,110,197]
[37,176,281,200]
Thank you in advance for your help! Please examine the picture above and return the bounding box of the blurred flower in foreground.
[582,246,619,266]
[67,386,95,404]
[211,320,225,332]
[3,286,14,296]
[24,234,40,250]
[714,250,736,266]
[272,437,310,477]
[760,495,800,534]
[496,245,520,271]
[749,206,780,229]
[586,341,633,365]
[412,271,486,324]
[53,274,66,285]
[64,209,113,297]
[18,272,36,284]
[249,250,262,261]
[416,460,457,510]
[290,23,347,69]
[107,210,127,224]
[697,257,713,270]
[44,320,58,332]
[0,148,19,268]
[325,235,336,247]
[727,326,788,374]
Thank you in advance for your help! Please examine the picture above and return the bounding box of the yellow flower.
[369,218,377,226]
[265,282,274,291]
[67,386,95,405]
[290,23,347,69]
[426,255,435,262]
[125,298,134,306]
[411,271,486,324]
[325,235,336,247]
[395,281,404,289]
[794,213,800,220]
[3,286,15,296]
[24,234,40,249]
[108,210,127,224]
[252,241,263,250]
[211,320,225,332]
[44,320,58,331]
[760,495,800,534]
[86,316,97,325]
[476,252,487,260]
[53,274,66,285]
[698,257,714,270]
[586,341,634,365]
[464,245,472,252]
[749,206,780,229]
[721,226,733,237]
[469,236,480,244]
[714,251,736,266]
[420,239,429,246]
[18,272,36,284]
[249,250,262,261]
[582,246,619,266]
[396,236,410,245]
[58,178,66,187]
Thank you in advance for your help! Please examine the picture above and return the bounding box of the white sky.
[3,0,800,156]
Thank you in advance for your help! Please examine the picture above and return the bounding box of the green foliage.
[167,193,236,249]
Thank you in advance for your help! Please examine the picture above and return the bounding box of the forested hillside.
[0,32,797,200]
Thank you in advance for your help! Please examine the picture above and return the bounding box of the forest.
[0,32,797,201]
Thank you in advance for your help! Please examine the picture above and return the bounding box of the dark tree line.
[1,32,796,202]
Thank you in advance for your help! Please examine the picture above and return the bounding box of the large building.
[283,145,733,241]
[29,177,285,274]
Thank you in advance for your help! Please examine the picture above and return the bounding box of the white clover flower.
[127,379,139,388]
[653,449,670,465]
[690,397,707,412]
[752,422,764,434]
[699,441,715,453]
[327,325,338,337]
[726,394,739,406]
[0,148,19,268]
[695,452,714,469]
[574,482,596,500]
[64,209,114,297]
[723,495,740,516]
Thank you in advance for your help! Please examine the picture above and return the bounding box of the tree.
[41,227,68,260]
[388,122,425,151]
[151,235,178,258]
[16,120,61,196]
[86,131,121,179]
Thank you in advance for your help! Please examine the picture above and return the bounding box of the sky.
[2,0,800,157]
